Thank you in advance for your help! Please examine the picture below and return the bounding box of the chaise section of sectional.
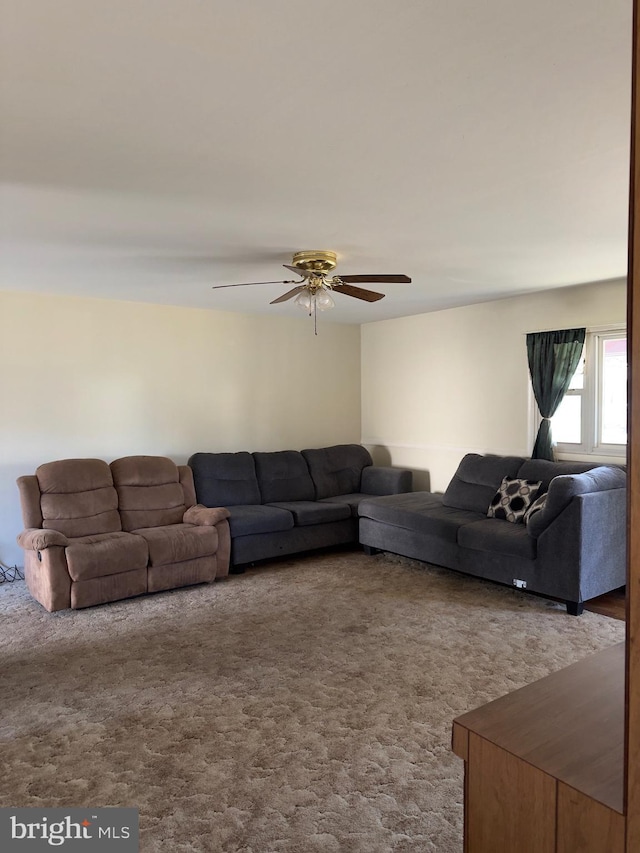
[359,453,525,570]
[358,452,627,614]
[454,460,627,614]
[358,492,485,569]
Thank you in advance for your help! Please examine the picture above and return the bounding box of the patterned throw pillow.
[524,491,547,525]
[487,477,542,524]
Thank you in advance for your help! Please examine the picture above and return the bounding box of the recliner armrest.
[360,466,413,496]
[183,504,231,526]
[17,528,69,550]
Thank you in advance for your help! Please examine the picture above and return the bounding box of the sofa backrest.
[302,444,373,499]
[26,458,121,538]
[516,458,601,493]
[253,451,315,503]
[527,465,627,538]
[188,451,262,507]
[442,453,526,513]
[111,456,187,531]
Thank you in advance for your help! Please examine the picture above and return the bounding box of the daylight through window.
[549,329,627,457]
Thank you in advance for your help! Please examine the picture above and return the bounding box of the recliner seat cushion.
[226,505,295,537]
[302,445,372,499]
[132,524,218,567]
[254,451,315,503]
[65,531,148,581]
[189,452,262,507]
[267,500,351,526]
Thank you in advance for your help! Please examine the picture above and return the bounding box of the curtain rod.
[523,323,624,335]
[523,326,586,336]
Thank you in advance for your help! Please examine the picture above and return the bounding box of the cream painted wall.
[0,291,361,566]
[361,279,627,492]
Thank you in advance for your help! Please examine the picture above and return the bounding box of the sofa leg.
[566,600,584,616]
[362,545,379,556]
[229,564,246,575]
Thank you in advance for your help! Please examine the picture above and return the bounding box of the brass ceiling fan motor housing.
[291,250,338,275]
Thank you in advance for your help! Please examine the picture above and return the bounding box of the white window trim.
[529,324,627,462]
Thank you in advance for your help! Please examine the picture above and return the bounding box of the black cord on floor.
[0,560,24,583]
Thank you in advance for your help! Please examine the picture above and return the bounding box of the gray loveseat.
[358,453,626,615]
[188,444,412,569]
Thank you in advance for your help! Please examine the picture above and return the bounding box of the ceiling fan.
[211,250,411,333]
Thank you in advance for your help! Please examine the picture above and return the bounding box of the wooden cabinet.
[557,784,625,853]
[452,643,625,852]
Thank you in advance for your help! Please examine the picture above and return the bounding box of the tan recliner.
[16,456,230,612]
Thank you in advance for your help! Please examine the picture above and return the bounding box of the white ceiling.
[0,0,633,324]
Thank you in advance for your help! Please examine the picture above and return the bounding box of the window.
[548,328,627,458]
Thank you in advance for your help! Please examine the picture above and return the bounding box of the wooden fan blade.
[337,274,411,284]
[270,285,306,304]
[211,280,298,290]
[332,283,385,302]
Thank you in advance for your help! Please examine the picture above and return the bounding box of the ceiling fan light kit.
[211,250,411,334]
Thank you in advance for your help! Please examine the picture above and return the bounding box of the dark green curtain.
[526,327,586,460]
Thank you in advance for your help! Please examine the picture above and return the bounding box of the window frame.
[531,325,627,461]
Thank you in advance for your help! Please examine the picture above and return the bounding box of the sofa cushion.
[132,524,218,567]
[36,458,122,538]
[457,518,537,560]
[111,456,186,531]
[267,500,351,526]
[320,494,379,517]
[189,452,262,507]
[226,505,295,537]
[359,492,483,542]
[487,477,542,523]
[442,454,526,513]
[254,451,315,503]
[302,445,373,499]
[65,531,148,581]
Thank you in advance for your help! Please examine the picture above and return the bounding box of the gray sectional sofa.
[358,453,627,615]
[188,444,412,569]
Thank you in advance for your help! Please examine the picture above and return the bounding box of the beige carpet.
[0,550,625,852]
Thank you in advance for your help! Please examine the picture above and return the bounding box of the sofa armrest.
[535,488,627,602]
[527,466,626,538]
[17,528,69,551]
[183,504,231,526]
[360,466,413,496]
